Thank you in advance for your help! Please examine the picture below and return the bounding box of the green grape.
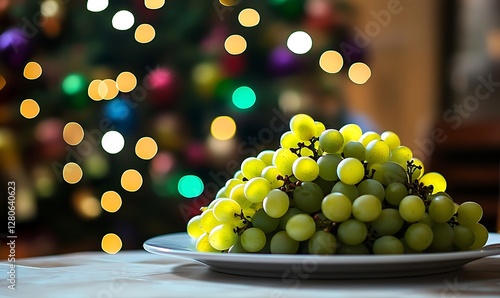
[359,131,381,147]
[370,161,407,186]
[290,113,317,141]
[372,208,404,236]
[399,195,425,222]
[234,170,244,180]
[339,123,362,143]
[337,157,365,185]
[314,121,326,137]
[241,207,256,220]
[317,154,342,181]
[279,207,303,230]
[337,218,367,245]
[352,194,382,222]
[244,177,271,203]
[331,181,359,202]
[241,227,266,252]
[410,157,424,180]
[293,181,324,213]
[385,182,408,206]
[213,198,241,223]
[224,178,244,197]
[200,209,221,233]
[299,146,314,158]
[208,224,238,251]
[187,215,204,239]
[280,131,301,149]
[428,195,455,223]
[257,150,275,166]
[285,214,316,241]
[390,146,413,168]
[457,201,483,226]
[452,225,475,249]
[263,189,290,218]
[308,231,337,255]
[380,131,401,150]
[321,192,352,222]
[343,140,366,161]
[319,129,344,153]
[215,187,227,199]
[251,208,280,233]
[261,166,285,189]
[292,156,320,182]
[365,139,390,165]
[196,233,220,252]
[336,243,369,254]
[372,236,404,254]
[404,223,433,251]
[206,198,220,210]
[241,157,266,180]
[468,223,488,250]
[430,222,454,251]
[357,179,385,202]
[229,184,252,209]
[228,238,248,253]
[418,213,434,228]
[272,147,298,176]
[419,172,447,194]
[270,231,300,254]
[314,177,336,196]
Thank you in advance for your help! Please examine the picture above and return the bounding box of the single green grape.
[419,172,447,194]
[372,236,404,254]
[468,223,488,250]
[399,195,425,223]
[208,224,238,251]
[380,131,401,150]
[317,154,342,181]
[357,179,385,202]
[196,233,220,252]
[293,181,324,213]
[321,192,352,222]
[290,114,317,141]
[404,223,433,251]
[430,222,454,252]
[187,215,204,239]
[263,189,289,218]
[285,214,316,241]
[428,195,455,223]
[352,194,382,222]
[365,139,390,165]
[343,141,366,161]
[314,121,326,137]
[319,129,344,153]
[372,208,404,236]
[244,177,271,203]
[359,131,381,147]
[410,157,424,180]
[292,156,320,182]
[241,227,266,252]
[331,181,359,202]
[229,184,252,209]
[270,231,300,254]
[308,231,337,255]
[452,225,475,249]
[241,157,266,180]
[337,157,365,185]
[213,198,241,223]
[337,219,367,245]
[339,123,362,143]
[272,147,298,176]
[261,166,284,189]
[280,131,301,149]
[257,150,275,166]
[224,178,244,197]
[389,146,413,168]
[385,182,408,206]
[457,201,483,227]
[251,208,280,234]
[200,209,221,233]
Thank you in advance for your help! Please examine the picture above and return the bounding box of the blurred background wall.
[0,0,498,258]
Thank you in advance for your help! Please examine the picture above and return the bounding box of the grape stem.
[289,137,320,160]
[406,160,433,200]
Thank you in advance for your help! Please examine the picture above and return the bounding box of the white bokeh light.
[287,31,313,55]
[112,10,135,31]
[87,0,109,13]
[102,131,125,154]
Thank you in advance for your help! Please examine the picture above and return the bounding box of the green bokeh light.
[62,73,86,96]
[232,86,256,109]
[178,175,204,198]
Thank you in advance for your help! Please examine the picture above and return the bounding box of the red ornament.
[144,67,180,107]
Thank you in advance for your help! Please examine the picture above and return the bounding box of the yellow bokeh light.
[23,61,42,80]
[348,62,372,84]
[63,122,84,146]
[135,23,156,44]
[121,169,143,192]
[101,233,122,254]
[116,71,137,93]
[100,79,119,100]
[210,116,237,141]
[319,50,344,74]
[145,0,165,10]
[72,189,101,219]
[88,79,103,101]
[101,191,122,213]
[219,0,240,6]
[0,75,6,90]
[20,99,40,119]
[238,8,260,27]
[224,34,247,55]
[135,137,158,160]
[63,162,83,184]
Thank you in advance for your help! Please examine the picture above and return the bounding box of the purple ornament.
[0,28,33,68]
[268,46,301,76]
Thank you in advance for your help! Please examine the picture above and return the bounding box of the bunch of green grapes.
[187,113,489,254]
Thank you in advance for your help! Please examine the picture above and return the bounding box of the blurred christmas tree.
[0,0,365,256]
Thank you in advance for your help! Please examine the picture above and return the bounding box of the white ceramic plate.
[144,232,500,279]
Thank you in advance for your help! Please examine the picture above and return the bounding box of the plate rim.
[143,232,500,265]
